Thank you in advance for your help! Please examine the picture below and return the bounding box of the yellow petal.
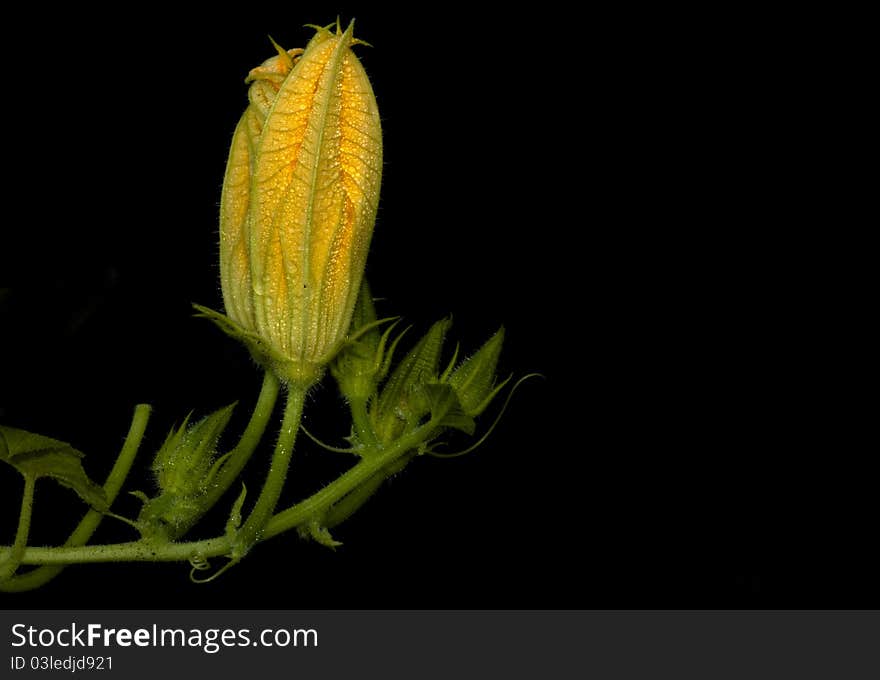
[250,22,382,371]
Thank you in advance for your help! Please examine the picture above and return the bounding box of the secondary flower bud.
[220,21,382,387]
[447,327,506,416]
[138,404,236,538]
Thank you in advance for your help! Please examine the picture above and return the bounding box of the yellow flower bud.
[219,21,382,387]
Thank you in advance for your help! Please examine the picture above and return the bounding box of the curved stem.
[325,468,386,529]
[169,371,280,540]
[0,404,151,592]
[263,419,434,538]
[230,385,306,559]
[2,417,441,567]
[2,536,229,565]
[0,474,36,582]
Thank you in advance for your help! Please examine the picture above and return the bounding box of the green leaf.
[0,426,107,511]
[348,280,380,353]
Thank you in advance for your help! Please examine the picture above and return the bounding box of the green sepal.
[330,281,401,401]
[306,519,342,549]
[129,490,151,504]
[297,515,342,548]
[225,484,248,542]
[193,304,266,355]
[438,342,461,383]
[348,280,380,348]
[378,323,410,382]
[194,304,324,388]
[193,305,288,379]
[0,426,107,511]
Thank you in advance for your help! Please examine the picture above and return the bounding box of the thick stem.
[0,404,151,592]
[169,371,280,539]
[230,385,306,559]
[0,474,36,582]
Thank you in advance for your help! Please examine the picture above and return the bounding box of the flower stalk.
[230,387,305,560]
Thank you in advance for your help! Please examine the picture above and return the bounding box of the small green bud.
[371,318,450,445]
[138,404,235,537]
[330,281,403,402]
[152,405,235,496]
[446,327,507,417]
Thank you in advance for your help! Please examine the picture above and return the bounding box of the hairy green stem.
[169,371,280,540]
[0,404,151,592]
[349,395,380,449]
[265,423,429,534]
[0,474,36,582]
[325,469,385,528]
[230,385,306,559]
[1,418,439,567]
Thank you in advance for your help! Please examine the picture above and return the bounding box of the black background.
[1,4,873,609]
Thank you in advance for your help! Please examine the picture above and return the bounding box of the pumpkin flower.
[219,21,382,388]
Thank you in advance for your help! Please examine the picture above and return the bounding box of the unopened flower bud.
[447,328,507,417]
[220,21,382,387]
[138,404,235,537]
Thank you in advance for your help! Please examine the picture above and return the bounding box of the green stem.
[2,418,441,567]
[0,474,36,582]
[324,468,387,529]
[169,371,280,540]
[264,421,431,537]
[0,404,151,592]
[231,385,306,559]
[349,395,380,449]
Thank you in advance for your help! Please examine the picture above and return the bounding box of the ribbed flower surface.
[220,22,382,386]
